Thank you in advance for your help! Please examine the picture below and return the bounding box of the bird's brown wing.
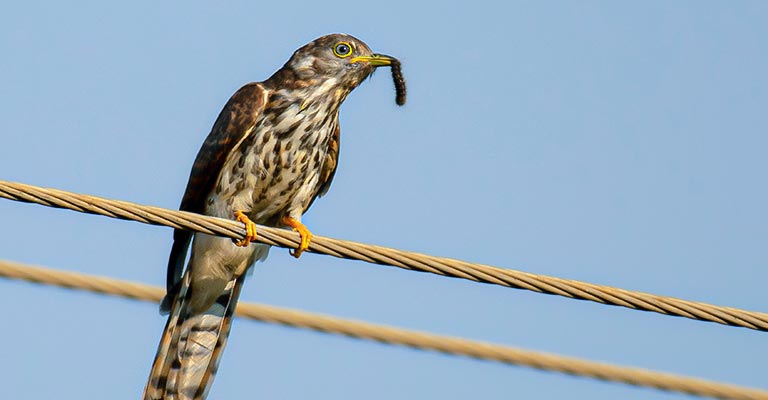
[305,123,340,213]
[166,83,267,294]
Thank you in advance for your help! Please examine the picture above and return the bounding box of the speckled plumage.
[143,34,401,400]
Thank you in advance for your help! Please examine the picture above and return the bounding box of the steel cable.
[1,259,766,400]
[1,179,766,331]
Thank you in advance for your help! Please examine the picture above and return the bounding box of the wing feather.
[165,83,267,294]
[303,123,340,214]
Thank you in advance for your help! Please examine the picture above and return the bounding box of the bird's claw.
[281,216,313,258]
[234,211,258,247]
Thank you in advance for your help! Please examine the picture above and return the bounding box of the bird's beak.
[350,53,395,67]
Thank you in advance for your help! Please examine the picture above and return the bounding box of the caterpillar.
[390,59,406,106]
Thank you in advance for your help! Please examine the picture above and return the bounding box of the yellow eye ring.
[333,42,353,58]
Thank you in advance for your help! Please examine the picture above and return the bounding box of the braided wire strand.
[1,179,767,331]
[1,259,766,400]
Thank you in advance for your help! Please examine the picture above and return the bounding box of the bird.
[143,33,404,400]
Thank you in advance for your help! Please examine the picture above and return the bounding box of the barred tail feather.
[144,274,246,400]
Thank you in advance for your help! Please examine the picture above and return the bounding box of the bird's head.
[265,33,398,103]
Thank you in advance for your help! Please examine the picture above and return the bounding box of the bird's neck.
[263,67,352,112]
[266,86,346,121]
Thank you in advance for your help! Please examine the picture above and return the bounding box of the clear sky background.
[1,1,766,399]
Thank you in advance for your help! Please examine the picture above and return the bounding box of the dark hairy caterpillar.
[390,59,406,106]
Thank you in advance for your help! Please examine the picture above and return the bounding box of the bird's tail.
[143,273,245,400]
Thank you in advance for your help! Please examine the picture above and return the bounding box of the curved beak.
[350,53,395,67]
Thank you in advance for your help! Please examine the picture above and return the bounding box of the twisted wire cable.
[1,179,766,331]
[1,259,766,400]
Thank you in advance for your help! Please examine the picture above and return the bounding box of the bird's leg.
[281,216,313,258]
[234,211,258,247]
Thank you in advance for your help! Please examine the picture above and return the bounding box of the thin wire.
[1,259,766,400]
[1,179,767,331]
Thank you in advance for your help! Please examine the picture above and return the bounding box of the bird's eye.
[333,42,353,58]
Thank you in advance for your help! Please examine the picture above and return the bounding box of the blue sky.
[1,1,766,399]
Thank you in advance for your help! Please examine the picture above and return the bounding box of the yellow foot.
[234,211,258,247]
[281,216,313,258]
